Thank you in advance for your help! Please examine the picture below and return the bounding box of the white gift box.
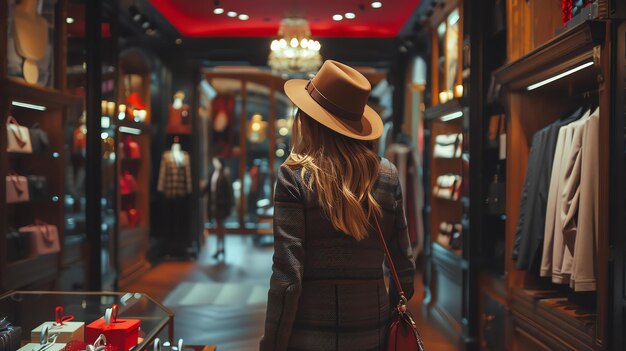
[31,322,84,343]
[18,343,67,351]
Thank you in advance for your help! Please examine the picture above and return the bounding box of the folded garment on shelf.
[433,133,463,158]
[433,174,462,200]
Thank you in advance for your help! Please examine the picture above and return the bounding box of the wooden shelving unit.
[115,52,152,289]
[494,20,610,350]
[0,0,82,291]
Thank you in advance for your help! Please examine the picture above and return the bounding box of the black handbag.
[29,123,50,155]
[6,228,30,262]
[0,318,22,351]
[27,176,48,201]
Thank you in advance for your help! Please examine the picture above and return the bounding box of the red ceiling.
[148,0,421,38]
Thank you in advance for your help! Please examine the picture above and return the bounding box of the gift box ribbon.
[54,306,75,326]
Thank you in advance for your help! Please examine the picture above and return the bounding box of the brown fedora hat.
[284,60,383,141]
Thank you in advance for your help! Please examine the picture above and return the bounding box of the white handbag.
[21,221,60,256]
[433,174,462,200]
[6,116,33,153]
[6,173,30,203]
[433,133,462,158]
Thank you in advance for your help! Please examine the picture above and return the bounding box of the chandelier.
[269,18,322,76]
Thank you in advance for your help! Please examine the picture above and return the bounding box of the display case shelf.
[2,78,80,108]
[0,291,173,351]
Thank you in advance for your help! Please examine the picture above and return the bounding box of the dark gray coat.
[260,158,415,351]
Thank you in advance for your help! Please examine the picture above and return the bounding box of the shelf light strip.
[119,126,142,135]
[526,61,594,91]
[12,101,47,111]
[440,111,463,122]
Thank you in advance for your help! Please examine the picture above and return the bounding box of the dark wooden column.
[85,0,103,291]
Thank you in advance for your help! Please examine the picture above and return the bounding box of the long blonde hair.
[284,110,382,240]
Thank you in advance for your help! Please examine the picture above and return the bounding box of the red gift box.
[86,305,140,351]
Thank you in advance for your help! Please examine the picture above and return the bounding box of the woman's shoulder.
[276,164,306,201]
[378,157,399,184]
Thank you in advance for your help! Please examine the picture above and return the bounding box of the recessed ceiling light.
[66,17,74,24]
[332,14,343,21]
[345,12,356,19]
[371,1,383,9]
[238,14,249,20]
[227,11,237,17]
[213,7,224,14]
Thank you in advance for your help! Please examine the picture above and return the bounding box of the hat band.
[305,81,363,121]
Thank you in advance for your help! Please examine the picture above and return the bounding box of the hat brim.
[284,79,383,141]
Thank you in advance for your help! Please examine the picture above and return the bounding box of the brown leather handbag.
[373,217,426,351]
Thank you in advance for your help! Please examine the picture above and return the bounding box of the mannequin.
[205,157,234,260]
[158,137,193,257]
[171,136,183,166]
[167,91,192,134]
[14,0,49,84]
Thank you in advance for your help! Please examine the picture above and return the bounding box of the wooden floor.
[126,235,457,351]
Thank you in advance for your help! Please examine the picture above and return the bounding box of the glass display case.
[0,291,173,351]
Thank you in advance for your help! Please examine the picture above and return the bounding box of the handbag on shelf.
[119,172,137,195]
[20,221,60,256]
[6,228,30,262]
[123,136,141,159]
[29,123,50,154]
[27,175,48,201]
[372,218,425,351]
[433,174,462,200]
[6,116,32,154]
[127,208,141,227]
[6,174,30,203]
[433,133,463,158]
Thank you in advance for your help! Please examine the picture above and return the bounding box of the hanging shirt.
[513,107,583,273]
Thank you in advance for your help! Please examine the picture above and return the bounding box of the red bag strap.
[7,117,27,145]
[6,116,20,126]
[7,173,25,193]
[34,220,53,242]
[372,216,406,302]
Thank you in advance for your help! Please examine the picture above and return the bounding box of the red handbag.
[373,217,425,351]
[119,172,137,195]
[123,136,141,159]
[127,208,141,227]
